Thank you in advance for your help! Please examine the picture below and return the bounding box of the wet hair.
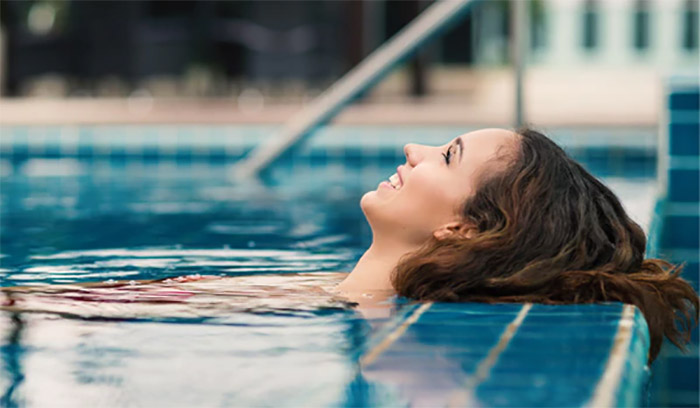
[391,127,699,365]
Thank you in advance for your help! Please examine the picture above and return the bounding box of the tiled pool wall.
[647,80,700,408]
[0,125,658,180]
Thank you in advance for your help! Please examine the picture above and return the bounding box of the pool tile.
[669,90,700,111]
[474,383,596,408]
[669,122,700,156]
[669,167,700,202]
[666,356,700,391]
[661,215,700,249]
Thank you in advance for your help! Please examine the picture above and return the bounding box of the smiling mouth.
[388,173,402,190]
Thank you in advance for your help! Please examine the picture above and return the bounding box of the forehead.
[456,128,517,162]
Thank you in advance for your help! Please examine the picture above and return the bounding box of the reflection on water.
[0,159,380,287]
[0,313,24,408]
[0,158,407,406]
[2,273,357,319]
[0,158,656,406]
[0,273,407,407]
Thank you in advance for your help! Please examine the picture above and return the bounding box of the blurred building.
[0,0,697,98]
[527,0,698,70]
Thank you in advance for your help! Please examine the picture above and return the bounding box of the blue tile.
[377,347,486,359]
[670,110,700,123]
[381,341,495,355]
[669,123,700,156]
[623,151,657,178]
[523,313,623,325]
[308,149,328,166]
[669,168,700,202]
[506,336,614,353]
[142,146,160,159]
[415,312,516,325]
[668,397,700,408]
[44,144,61,158]
[367,351,481,372]
[488,365,605,381]
[403,324,509,341]
[667,356,699,391]
[678,261,699,292]
[669,90,700,111]
[529,302,624,315]
[427,302,524,314]
[661,215,700,249]
[475,383,594,408]
[174,148,193,163]
[109,145,127,158]
[492,349,608,372]
[516,324,618,340]
[208,150,227,163]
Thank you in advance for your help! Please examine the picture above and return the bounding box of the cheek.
[399,174,461,224]
[359,170,465,241]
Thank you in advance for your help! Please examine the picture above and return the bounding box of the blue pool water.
[0,159,368,287]
[0,125,657,407]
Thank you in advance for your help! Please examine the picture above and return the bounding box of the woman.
[337,127,698,365]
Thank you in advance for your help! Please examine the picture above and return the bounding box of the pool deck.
[0,67,662,127]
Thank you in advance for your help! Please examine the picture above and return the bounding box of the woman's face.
[360,128,517,246]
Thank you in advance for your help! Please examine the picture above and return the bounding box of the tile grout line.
[448,302,533,407]
[359,302,433,367]
[585,304,637,408]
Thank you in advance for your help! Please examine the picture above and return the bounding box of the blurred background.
[0,0,696,125]
[0,1,698,407]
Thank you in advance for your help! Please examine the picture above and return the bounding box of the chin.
[361,190,387,227]
[361,190,396,235]
[359,191,375,216]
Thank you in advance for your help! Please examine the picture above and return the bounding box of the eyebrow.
[455,137,463,162]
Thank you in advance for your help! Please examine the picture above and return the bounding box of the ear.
[433,221,477,241]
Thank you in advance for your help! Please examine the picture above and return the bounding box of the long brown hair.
[391,128,698,365]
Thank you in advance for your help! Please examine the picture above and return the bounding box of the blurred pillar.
[344,0,369,101]
[362,0,385,57]
[0,25,5,97]
[345,0,365,69]
[408,0,429,97]
[511,0,528,128]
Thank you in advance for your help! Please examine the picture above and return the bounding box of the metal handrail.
[230,0,476,180]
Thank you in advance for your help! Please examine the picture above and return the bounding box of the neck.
[336,238,419,293]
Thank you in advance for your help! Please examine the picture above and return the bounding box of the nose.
[404,143,421,166]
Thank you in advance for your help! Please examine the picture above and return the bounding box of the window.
[632,0,650,50]
[530,0,547,52]
[582,0,599,50]
[682,0,698,51]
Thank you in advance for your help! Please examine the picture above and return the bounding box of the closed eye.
[442,147,452,165]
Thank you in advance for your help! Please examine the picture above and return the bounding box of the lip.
[397,165,405,187]
[379,181,394,190]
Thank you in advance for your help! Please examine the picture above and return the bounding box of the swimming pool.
[0,125,656,406]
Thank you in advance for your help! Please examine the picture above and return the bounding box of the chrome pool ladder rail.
[230,0,476,180]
